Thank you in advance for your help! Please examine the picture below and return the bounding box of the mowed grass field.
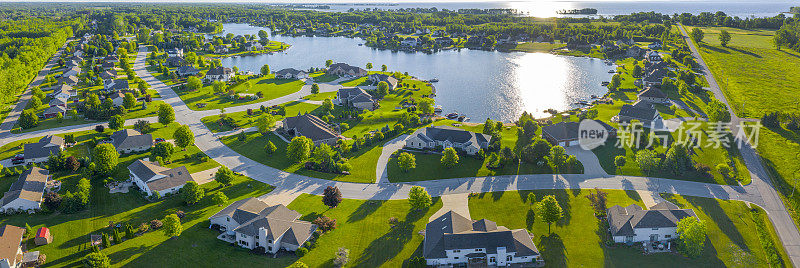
[685,26,800,118]
[469,190,789,267]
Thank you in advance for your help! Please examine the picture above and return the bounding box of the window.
[652,228,658,230]
[268,240,272,243]
[226,217,230,222]
[453,257,459,260]
[506,256,513,261]
[453,250,460,253]
[489,257,496,263]
[477,249,483,252]
[665,235,672,238]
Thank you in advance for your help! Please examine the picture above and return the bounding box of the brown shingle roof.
[0,225,24,267]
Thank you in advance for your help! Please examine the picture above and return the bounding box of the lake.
[217,23,615,122]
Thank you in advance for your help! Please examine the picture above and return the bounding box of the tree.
[92,144,119,175]
[289,262,309,268]
[212,80,226,93]
[102,233,111,248]
[286,136,313,163]
[365,62,372,70]
[260,64,270,75]
[311,83,319,94]
[716,163,732,179]
[609,74,621,90]
[664,144,692,175]
[527,192,536,207]
[632,64,643,77]
[180,181,204,205]
[381,64,387,72]
[256,114,277,133]
[95,125,105,133]
[613,155,627,173]
[186,76,202,90]
[396,152,416,172]
[586,188,609,217]
[134,120,152,133]
[108,115,124,130]
[376,81,388,98]
[548,146,568,173]
[441,147,459,168]
[173,125,195,150]
[24,223,33,239]
[313,216,338,232]
[214,166,235,186]
[325,59,333,67]
[538,195,563,233]
[152,142,174,161]
[334,247,349,268]
[265,141,277,155]
[523,120,538,137]
[83,251,110,268]
[719,30,731,47]
[162,214,183,237]
[408,186,432,210]
[322,186,343,208]
[27,95,42,109]
[322,99,334,113]
[635,150,660,175]
[19,109,39,129]
[677,217,707,258]
[707,99,731,122]
[158,104,175,125]
[691,28,705,43]
[123,93,137,109]
[418,98,435,114]
[211,192,228,206]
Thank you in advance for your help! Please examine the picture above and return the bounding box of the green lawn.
[177,75,305,111]
[754,125,800,230]
[289,194,443,267]
[302,91,337,101]
[469,190,788,267]
[685,26,800,118]
[310,72,339,83]
[201,101,320,133]
[510,42,564,53]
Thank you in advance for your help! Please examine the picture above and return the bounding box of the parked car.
[12,154,23,161]
[155,138,165,143]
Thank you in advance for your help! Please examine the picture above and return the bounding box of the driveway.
[429,193,470,222]
[375,134,409,183]
[565,146,607,176]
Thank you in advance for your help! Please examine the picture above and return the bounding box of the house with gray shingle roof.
[208,197,316,254]
[336,87,376,110]
[638,87,669,104]
[607,201,697,243]
[0,167,49,213]
[542,120,616,147]
[110,129,153,153]
[23,136,64,164]
[59,74,79,86]
[326,63,367,78]
[367,73,398,90]
[282,114,341,146]
[274,68,308,80]
[406,126,491,155]
[616,100,663,128]
[424,211,543,267]
[127,159,195,197]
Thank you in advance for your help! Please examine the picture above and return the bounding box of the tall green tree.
[173,125,195,150]
[152,142,175,162]
[162,214,183,237]
[287,136,313,163]
[186,76,202,90]
[123,92,137,109]
[108,115,124,130]
[158,104,175,125]
[211,192,228,206]
[441,148,459,168]
[677,217,707,258]
[311,83,320,94]
[260,64,271,75]
[408,186,432,210]
[538,195,563,233]
[19,109,39,129]
[180,181,204,205]
[718,30,731,47]
[366,62,373,70]
[397,152,416,172]
[92,144,119,175]
[322,186,343,208]
[214,166,235,186]
[83,251,110,268]
[690,28,705,43]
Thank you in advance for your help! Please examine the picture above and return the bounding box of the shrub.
[313,216,337,232]
[150,219,163,229]
[296,247,308,257]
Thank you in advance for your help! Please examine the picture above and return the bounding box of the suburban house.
[336,87,376,110]
[435,37,454,47]
[166,56,188,67]
[167,48,184,58]
[176,66,200,77]
[244,41,263,51]
[281,114,342,146]
[367,73,399,90]
[0,225,24,268]
[642,67,669,87]
[424,211,544,267]
[208,197,317,254]
[0,167,49,214]
[42,105,67,119]
[327,63,367,78]
[638,87,670,104]
[127,159,195,197]
[53,84,77,100]
[626,46,644,58]
[48,96,69,108]
[647,50,663,63]
[99,70,116,80]
[110,129,153,153]
[23,136,64,164]
[101,61,116,70]
[616,38,635,46]
[648,41,663,49]
[103,55,119,63]
[34,227,52,246]
[108,92,126,107]
[608,202,697,243]
[275,68,309,80]
[542,121,617,147]
[214,45,229,54]
[401,37,418,47]
[59,75,79,86]
[103,79,129,92]
[205,66,235,82]
[405,126,491,155]
[616,101,663,128]
[62,66,81,77]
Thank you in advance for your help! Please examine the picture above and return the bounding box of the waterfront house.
[176,66,200,77]
[275,68,309,79]
[648,41,663,49]
[282,114,342,146]
[110,129,153,154]
[205,67,235,82]
[638,87,670,104]
[0,167,49,214]
[367,73,398,90]
[616,101,663,128]
[244,41,263,51]
[401,37,418,47]
[0,225,25,268]
[128,159,195,197]
[608,202,697,243]
[337,87,376,110]
[167,48,184,58]
[424,211,544,267]
[435,37,454,47]
[647,50,663,63]
[405,126,491,155]
[327,63,367,78]
[209,197,317,254]
[542,121,616,147]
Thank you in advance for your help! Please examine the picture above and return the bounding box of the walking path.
[679,24,800,266]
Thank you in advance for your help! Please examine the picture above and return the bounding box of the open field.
[177,75,305,111]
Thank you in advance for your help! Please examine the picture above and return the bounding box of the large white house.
[336,87,376,111]
[281,114,342,146]
[274,68,308,80]
[127,159,195,197]
[326,63,367,78]
[0,167,49,214]
[205,67,235,82]
[424,211,544,267]
[607,202,698,243]
[406,126,492,155]
[208,198,317,254]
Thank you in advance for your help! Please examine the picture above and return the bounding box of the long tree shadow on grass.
[539,233,567,267]
[351,208,429,267]
[347,200,386,223]
[549,190,572,227]
[666,195,750,256]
